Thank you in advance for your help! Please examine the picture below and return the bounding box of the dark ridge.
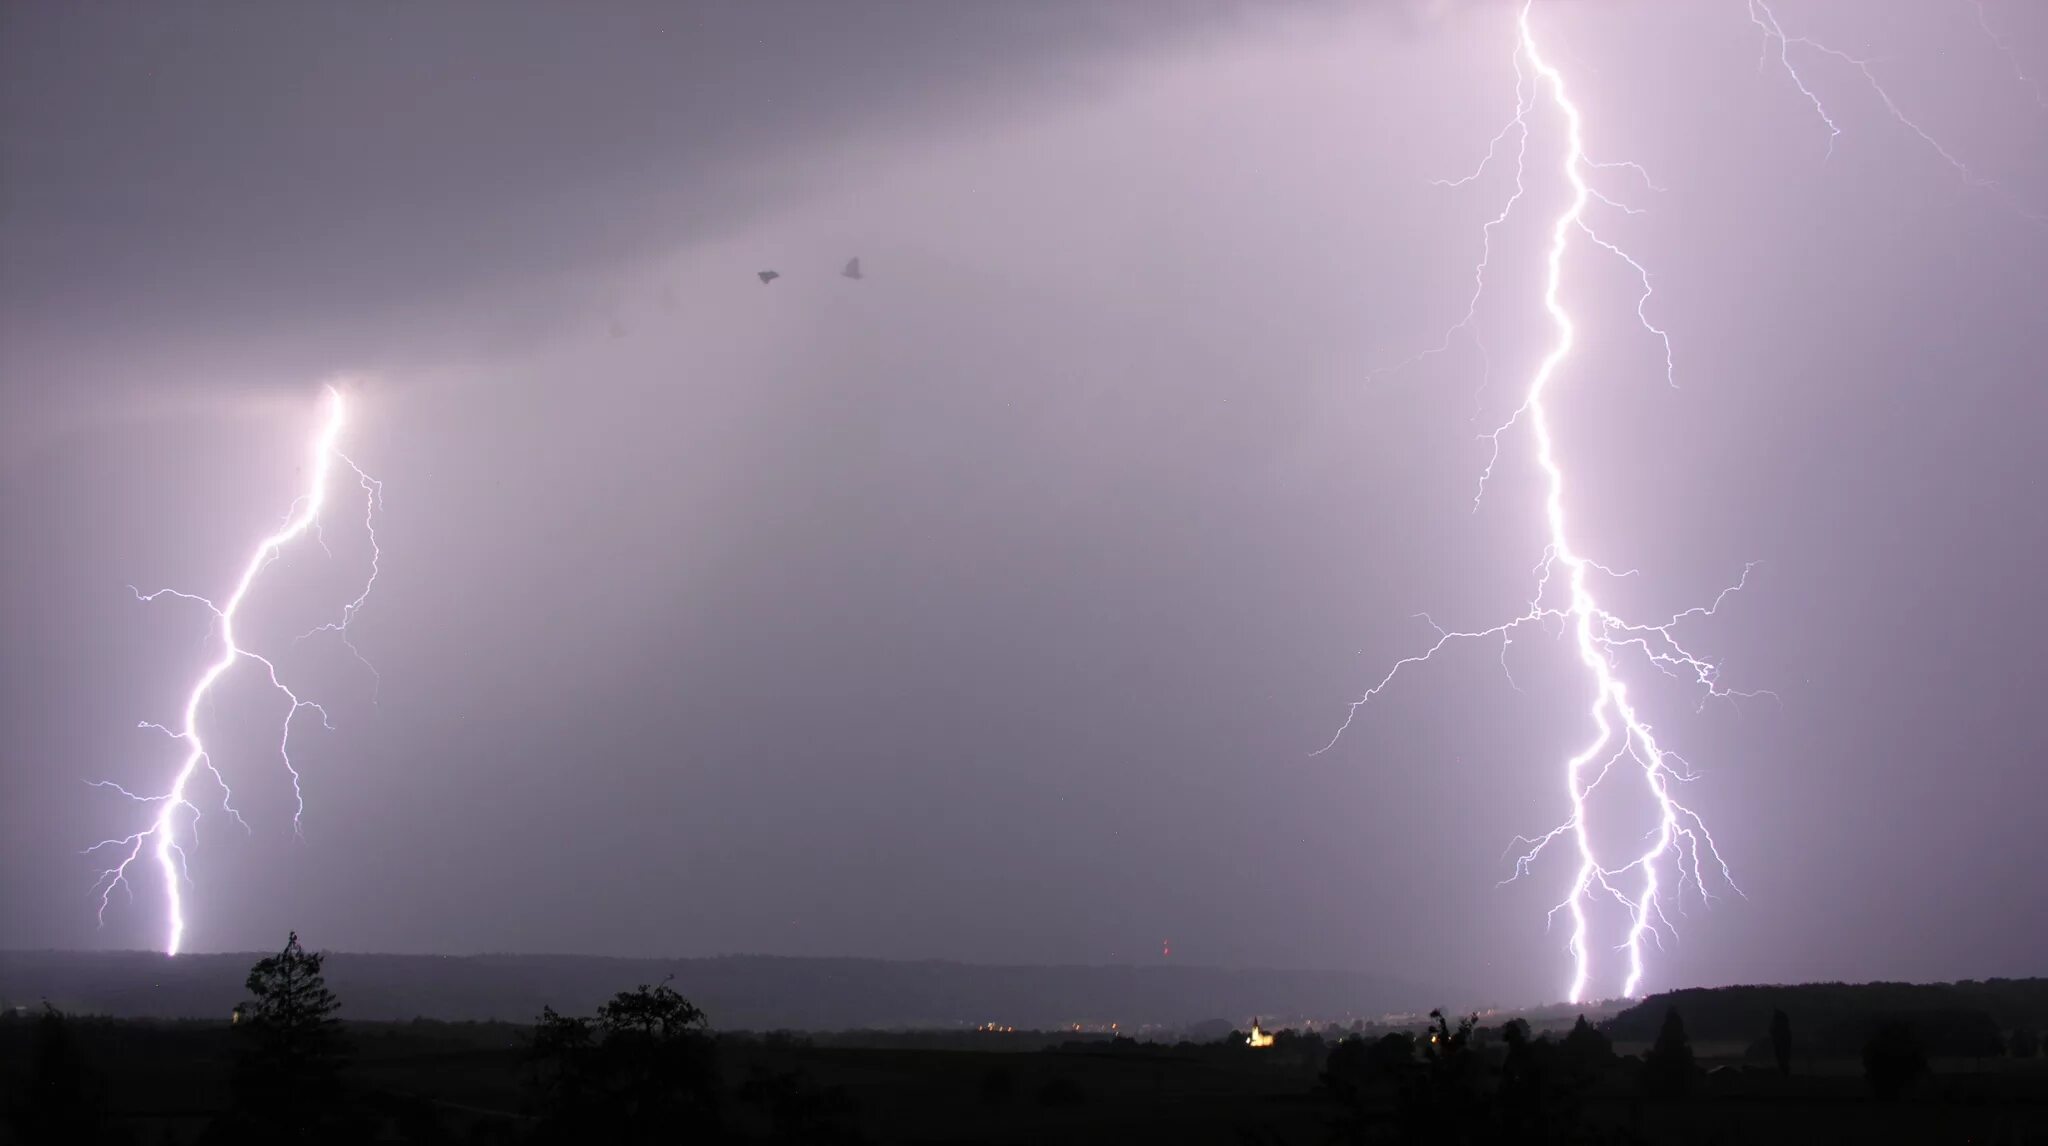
[1605,979,2048,1054]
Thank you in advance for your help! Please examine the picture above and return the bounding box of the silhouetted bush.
[526,979,720,1144]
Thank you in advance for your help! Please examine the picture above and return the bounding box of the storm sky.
[2,0,2044,1007]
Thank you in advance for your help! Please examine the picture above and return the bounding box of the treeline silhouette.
[6,933,868,1144]
[6,937,2046,1145]
[1309,999,2045,1143]
[1606,980,2043,1058]
[0,948,1427,1028]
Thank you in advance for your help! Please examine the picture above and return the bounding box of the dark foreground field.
[6,1012,2048,1145]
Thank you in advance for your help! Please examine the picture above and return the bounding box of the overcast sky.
[2,0,2044,1007]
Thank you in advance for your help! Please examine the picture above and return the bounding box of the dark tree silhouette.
[527,979,720,1144]
[1502,1018,1599,1144]
[1391,1010,1488,1143]
[239,931,344,1056]
[222,931,356,1142]
[1273,1027,1328,1075]
[1497,1019,1545,1131]
[1323,1028,1426,1141]
[1366,1030,1418,1074]
[1560,1014,1613,1070]
[1321,1031,1413,1142]
[1640,1007,1696,1099]
[528,1006,600,1123]
[1769,1007,1793,1076]
[1320,1040,1372,1144]
[598,980,708,1039]
[1862,1021,1928,1101]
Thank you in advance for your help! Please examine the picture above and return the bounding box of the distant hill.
[0,950,1440,1031]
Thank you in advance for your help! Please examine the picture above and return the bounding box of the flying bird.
[757,270,780,285]
[841,257,863,281]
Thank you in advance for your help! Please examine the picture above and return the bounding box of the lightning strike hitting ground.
[1334,0,2043,1003]
[86,386,381,956]
[1322,3,1767,1004]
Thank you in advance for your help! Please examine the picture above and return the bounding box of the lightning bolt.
[1332,0,2042,1003]
[86,385,381,956]
[1321,3,1769,1005]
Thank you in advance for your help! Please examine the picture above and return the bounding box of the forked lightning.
[87,386,380,956]
[1328,0,2038,1002]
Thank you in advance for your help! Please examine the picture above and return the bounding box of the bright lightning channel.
[1321,3,1765,1004]
[86,385,381,957]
